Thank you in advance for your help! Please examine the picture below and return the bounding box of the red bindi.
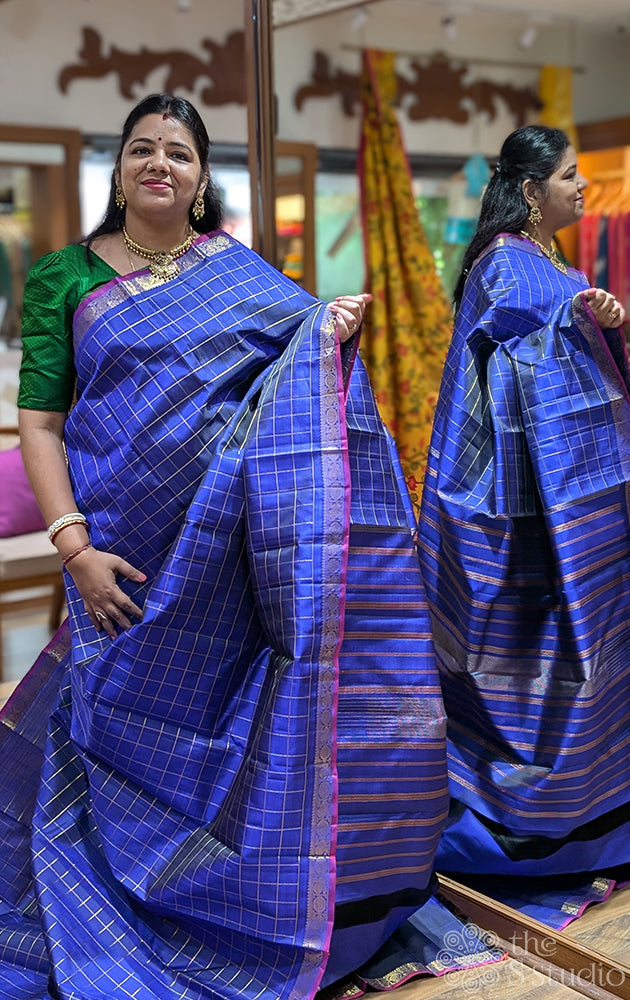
[158,137,162,141]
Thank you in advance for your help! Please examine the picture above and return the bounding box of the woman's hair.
[452,124,570,312]
[84,93,223,249]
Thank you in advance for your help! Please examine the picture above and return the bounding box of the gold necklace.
[519,230,567,275]
[122,225,195,283]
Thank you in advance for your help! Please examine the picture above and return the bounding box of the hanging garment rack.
[340,42,586,74]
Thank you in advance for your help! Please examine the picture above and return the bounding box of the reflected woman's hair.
[452,125,570,311]
[85,92,223,249]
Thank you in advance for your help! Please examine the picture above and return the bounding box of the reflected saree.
[419,233,630,886]
[0,233,450,999]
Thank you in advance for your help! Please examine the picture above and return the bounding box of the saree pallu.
[418,233,630,880]
[0,233,449,999]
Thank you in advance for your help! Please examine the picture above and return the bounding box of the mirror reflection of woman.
[419,124,630,916]
[4,94,453,1000]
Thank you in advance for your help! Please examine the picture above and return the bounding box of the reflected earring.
[115,185,126,210]
[529,204,542,225]
[192,194,205,222]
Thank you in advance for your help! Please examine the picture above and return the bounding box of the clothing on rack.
[578,153,630,314]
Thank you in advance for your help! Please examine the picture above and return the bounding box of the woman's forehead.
[126,114,195,147]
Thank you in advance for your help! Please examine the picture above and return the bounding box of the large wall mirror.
[450,126,630,992]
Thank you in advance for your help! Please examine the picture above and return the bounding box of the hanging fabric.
[538,65,579,150]
[357,49,452,505]
[578,149,630,314]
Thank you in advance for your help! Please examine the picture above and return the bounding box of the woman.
[0,94,455,1000]
[419,124,630,919]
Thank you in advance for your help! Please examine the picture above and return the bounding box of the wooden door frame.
[0,124,82,249]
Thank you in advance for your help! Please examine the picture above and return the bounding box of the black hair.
[452,125,570,312]
[84,93,222,249]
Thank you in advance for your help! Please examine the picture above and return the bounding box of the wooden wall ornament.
[294,50,361,116]
[468,79,542,129]
[58,27,247,106]
[294,51,542,126]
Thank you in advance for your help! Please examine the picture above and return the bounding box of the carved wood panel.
[295,51,541,125]
[58,28,247,107]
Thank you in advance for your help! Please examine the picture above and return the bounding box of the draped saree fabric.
[358,49,452,504]
[419,233,630,891]
[0,233,451,999]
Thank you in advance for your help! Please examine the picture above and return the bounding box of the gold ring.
[95,611,107,623]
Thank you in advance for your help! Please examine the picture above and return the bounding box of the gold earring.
[528,204,542,225]
[192,194,205,221]
[115,186,126,209]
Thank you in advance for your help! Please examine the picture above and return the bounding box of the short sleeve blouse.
[18,245,117,412]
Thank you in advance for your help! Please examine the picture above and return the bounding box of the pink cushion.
[0,447,47,537]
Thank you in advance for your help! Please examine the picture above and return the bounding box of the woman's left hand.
[329,293,373,342]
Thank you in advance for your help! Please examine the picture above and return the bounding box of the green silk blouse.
[18,244,117,412]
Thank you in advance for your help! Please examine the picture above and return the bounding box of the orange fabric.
[358,49,452,506]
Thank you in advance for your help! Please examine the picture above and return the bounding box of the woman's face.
[117,113,207,224]
[536,145,588,232]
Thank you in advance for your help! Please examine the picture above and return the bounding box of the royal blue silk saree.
[0,234,454,999]
[419,234,630,901]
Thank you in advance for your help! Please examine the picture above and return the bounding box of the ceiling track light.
[518,23,538,49]
[441,14,457,41]
[349,6,370,32]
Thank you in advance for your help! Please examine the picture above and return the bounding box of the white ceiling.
[273,0,369,23]
[273,0,630,30]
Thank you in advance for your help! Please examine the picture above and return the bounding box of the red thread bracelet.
[62,543,92,567]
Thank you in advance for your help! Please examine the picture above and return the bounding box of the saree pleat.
[0,233,449,999]
[419,233,630,882]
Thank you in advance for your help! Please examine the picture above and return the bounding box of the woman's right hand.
[66,545,146,638]
[582,287,626,328]
[18,410,145,638]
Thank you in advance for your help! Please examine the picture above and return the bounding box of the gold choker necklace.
[519,231,567,275]
[122,225,195,283]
